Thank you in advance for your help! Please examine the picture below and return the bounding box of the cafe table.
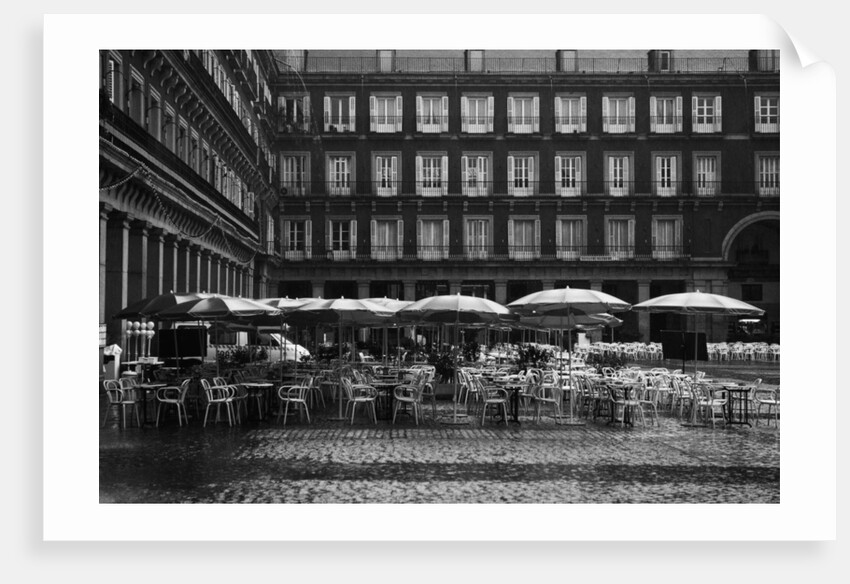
[715,382,752,427]
[239,381,275,420]
[136,382,168,425]
[491,376,523,424]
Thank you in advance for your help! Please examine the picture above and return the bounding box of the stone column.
[147,228,165,297]
[210,254,221,294]
[176,239,191,294]
[105,211,130,347]
[162,234,179,293]
[99,204,111,325]
[223,260,232,296]
[637,280,651,342]
[127,220,150,304]
[494,279,508,305]
[199,249,211,294]
[188,244,202,294]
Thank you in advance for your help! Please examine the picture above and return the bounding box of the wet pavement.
[99,389,780,504]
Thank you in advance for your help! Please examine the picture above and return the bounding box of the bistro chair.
[102,379,141,429]
[392,373,425,425]
[276,377,312,426]
[478,377,510,427]
[753,387,780,427]
[342,376,378,425]
[155,380,190,427]
[201,379,236,427]
[532,376,564,424]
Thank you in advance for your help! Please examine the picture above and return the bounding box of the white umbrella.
[364,298,414,367]
[632,290,765,426]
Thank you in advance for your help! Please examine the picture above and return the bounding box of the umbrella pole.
[279,319,285,386]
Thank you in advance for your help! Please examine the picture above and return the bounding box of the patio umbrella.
[509,287,632,419]
[154,295,281,378]
[398,293,512,424]
[292,297,395,421]
[631,290,764,426]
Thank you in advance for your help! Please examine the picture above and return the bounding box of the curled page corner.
[785,33,823,69]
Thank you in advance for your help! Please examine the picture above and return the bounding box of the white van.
[204,331,310,364]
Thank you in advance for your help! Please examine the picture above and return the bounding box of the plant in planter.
[584,352,629,373]
[515,343,554,371]
[428,351,456,383]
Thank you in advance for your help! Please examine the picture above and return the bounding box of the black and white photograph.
[36,11,838,554]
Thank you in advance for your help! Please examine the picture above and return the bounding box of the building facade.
[99,50,281,347]
[271,49,780,343]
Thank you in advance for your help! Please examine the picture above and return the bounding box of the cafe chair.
[478,377,510,426]
[201,379,236,427]
[276,378,312,426]
[695,384,728,428]
[532,378,563,424]
[417,366,438,420]
[753,388,780,427]
[155,380,190,427]
[102,380,141,429]
[343,376,378,425]
[392,376,425,425]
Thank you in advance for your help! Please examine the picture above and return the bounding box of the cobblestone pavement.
[99,394,780,504]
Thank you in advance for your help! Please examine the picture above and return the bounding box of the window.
[416,95,449,133]
[163,106,175,150]
[692,95,722,133]
[278,95,311,133]
[694,154,720,196]
[461,95,494,133]
[281,154,309,196]
[557,50,577,72]
[650,96,683,133]
[373,154,399,197]
[605,153,632,196]
[283,219,312,260]
[554,95,586,133]
[464,217,491,260]
[266,214,276,255]
[461,154,491,197]
[507,217,540,260]
[508,95,539,133]
[177,121,187,162]
[370,218,404,260]
[508,154,537,197]
[751,50,779,72]
[466,50,484,72]
[201,145,210,183]
[556,217,586,259]
[324,95,356,133]
[377,50,394,72]
[417,218,450,260]
[326,154,354,196]
[105,52,122,107]
[652,216,683,259]
[606,217,635,259]
[603,95,635,133]
[755,95,779,133]
[658,50,671,72]
[555,153,584,197]
[654,153,680,197]
[190,132,200,173]
[280,49,305,72]
[370,95,403,133]
[416,154,448,197]
[326,219,357,260]
[757,154,780,196]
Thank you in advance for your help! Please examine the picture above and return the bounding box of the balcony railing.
[280,244,691,262]
[297,56,756,75]
[278,179,779,198]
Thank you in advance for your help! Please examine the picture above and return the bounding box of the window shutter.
[441,155,449,196]
[350,220,357,258]
[283,220,291,251]
[692,96,698,130]
[442,219,450,258]
[579,96,587,132]
[649,96,657,132]
[656,156,662,194]
[533,96,540,132]
[305,220,312,258]
[507,155,515,195]
[370,96,377,131]
[554,97,562,133]
[534,219,541,258]
[348,96,356,132]
[415,155,423,196]
[651,219,657,247]
[461,96,468,132]
[371,219,377,255]
[397,219,404,256]
[441,96,449,132]
[391,156,398,194]
[675,219,682,246]
[375,155,382,189]
[416,96,423,132]
[628,97,636,132]
[479,156,487,188]
[507,97,515,132]
[754,95,761,127]
[576,157,582,191]
[555,220,563,249]
[671,157,678,195]
[529,157,536,194]
[487,96,494,132]
[628,219,635,248]
[303,95,311,130]
[714,96,722,132]
[623,157,630,194]
[602,96,609,132]
[507,219,515,254]
[416,219,423,254]
[554,155,562,195]
[675,96,683,131]
[325,220,331,252]
[461,155,468,195]
[280,96,287,121]
[395,96,403,132]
